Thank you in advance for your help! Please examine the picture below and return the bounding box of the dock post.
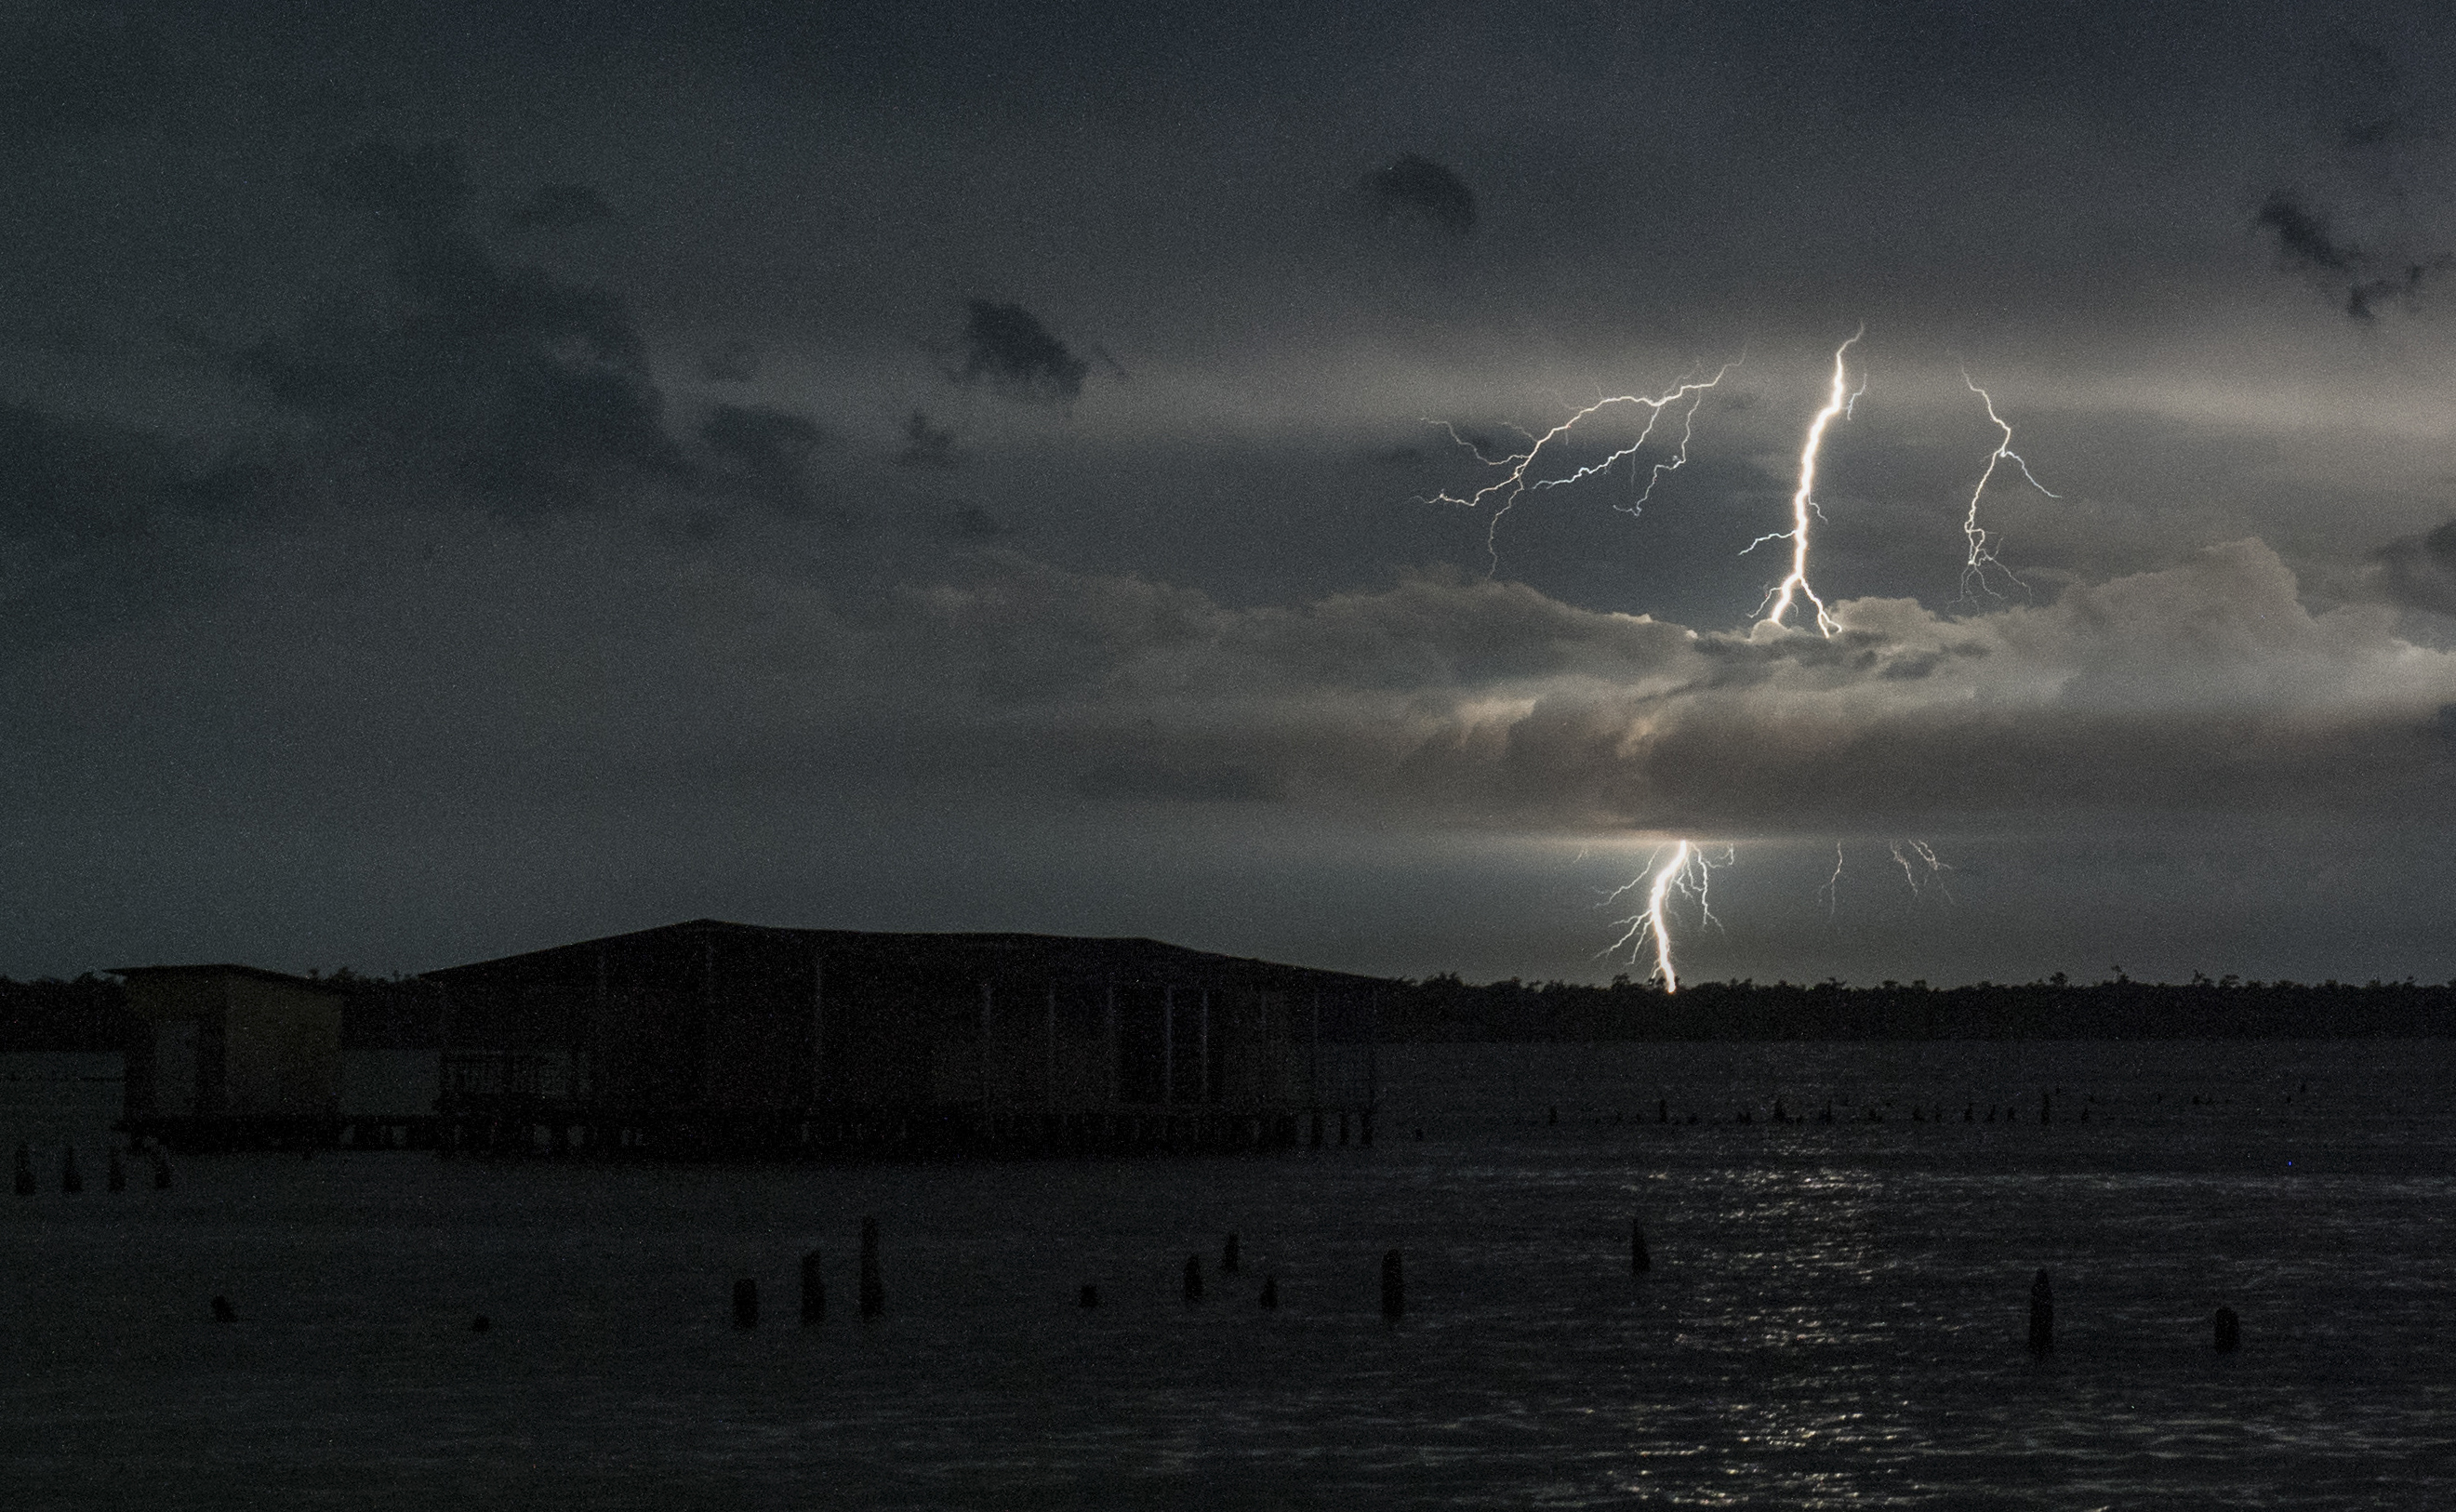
[1183,1254,1203,1303]
[1309,1112,1322,1148]
[1222,1233,1240,1274]
[732,1278,758,1330]
[1631,1218,1651,1275]
[152,1149,173,1189]
[2213,1306,2240,1353]
[1380,1249,1403,1320]
[61,1146,81,1194]
[859,1217,884,1318]
[13,1144,33,1197]
[800,1250,824,1325]
[212,1295,235,1322]
[1361,1110,1374,1147]
[2026,1269,2053,1355]
[1078,1283,1099,1308]
[1259,1274,1278,1308]
[107,1149,126,1192]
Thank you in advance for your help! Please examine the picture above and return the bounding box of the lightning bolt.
[1890,840,1954,901]
[1600,840,1727,992]
[1747,325,1864,637]
[1958,369,2058,602]
[1424,360,1740,575]
[1817,841,1846,922]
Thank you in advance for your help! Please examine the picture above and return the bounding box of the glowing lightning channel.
[1424,361,1740,575]
[1958,370,2058,602]
[1817,842,1846,922]
[1889,840,1954,902]
[1600,841,1727,992]
[1747,326,1864,637]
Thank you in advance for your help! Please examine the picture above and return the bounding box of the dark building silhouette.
[123,921,1383,1155]
[422,920,1380,1154]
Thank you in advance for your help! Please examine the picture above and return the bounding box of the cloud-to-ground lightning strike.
[1601,841,1728,992]
[1747,325,1864,637]
[1438,336,2020,973]
[1818,842,1846,922]
[1424,361,1739,574]
[1957,370,2059,601]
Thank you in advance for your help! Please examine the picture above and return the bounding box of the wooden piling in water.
[1381,1249,1403,1320]
[2026,1269,2053,1355]
[2213,1306,2240,1353]
[13,1145,33,1197]
[106,1149,126,1192]
[1183,1254,1203,1303]
[152,1150,172,1190]
[60,1147,81,1194]
[1259,1274,1278,1309]
[859,1217,884,1319]
[1078,1283,1099,1308]
[801,1249,824,1325]
[1631,1218,1651,1275]
[733,1278,758,1330]
[212,1295,235,1322]
[1222,1233,1240,1274]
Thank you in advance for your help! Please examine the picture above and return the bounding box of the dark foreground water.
[4,1041,2452,1509]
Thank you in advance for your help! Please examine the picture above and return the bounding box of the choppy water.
[4,1041,2452,1509]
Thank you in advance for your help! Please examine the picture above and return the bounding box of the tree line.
[0,971,442,1053]
[7,969,2454,1052]
[1374,972,2456,1041]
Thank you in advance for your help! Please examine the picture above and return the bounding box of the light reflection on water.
[2,1040,2451,1508]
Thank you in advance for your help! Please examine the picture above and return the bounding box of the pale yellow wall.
[122,970,343,1118]
[221,977,342,1116]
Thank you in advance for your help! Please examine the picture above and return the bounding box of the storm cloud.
[1361,154,1477,236]
[940,300,1091,405]
[2369,517,2456,616]
[8,0,2456,986]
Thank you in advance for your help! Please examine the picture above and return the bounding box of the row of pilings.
[118,1106,1378,1160]
[14,1143,170,1195]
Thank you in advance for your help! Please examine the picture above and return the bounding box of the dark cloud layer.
[941,300,1090,405]
[2370,517,2456,616]
[2256,192,2451,320]
[1361,154,1477,236]
[239,141,678,511]
[8,2,2456,986]
[502,182,617,231]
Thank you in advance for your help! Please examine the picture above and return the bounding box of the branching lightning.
[1957,369,2058,601]
[1890,840,1954,902]
[1423,335,2041,976]
[1746,325,1864,637]
[1600,840,1729,992]
[1423,361,1739,574]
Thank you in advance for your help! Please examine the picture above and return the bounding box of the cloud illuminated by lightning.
[1424,361,1739,574]
[1958,369,2059,601]
[1600,840,1728,992]
[1746,325,1864,637]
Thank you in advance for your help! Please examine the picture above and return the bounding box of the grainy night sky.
[7,0,2456,987]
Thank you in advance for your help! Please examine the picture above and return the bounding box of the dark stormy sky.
[9,0,2456,988]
